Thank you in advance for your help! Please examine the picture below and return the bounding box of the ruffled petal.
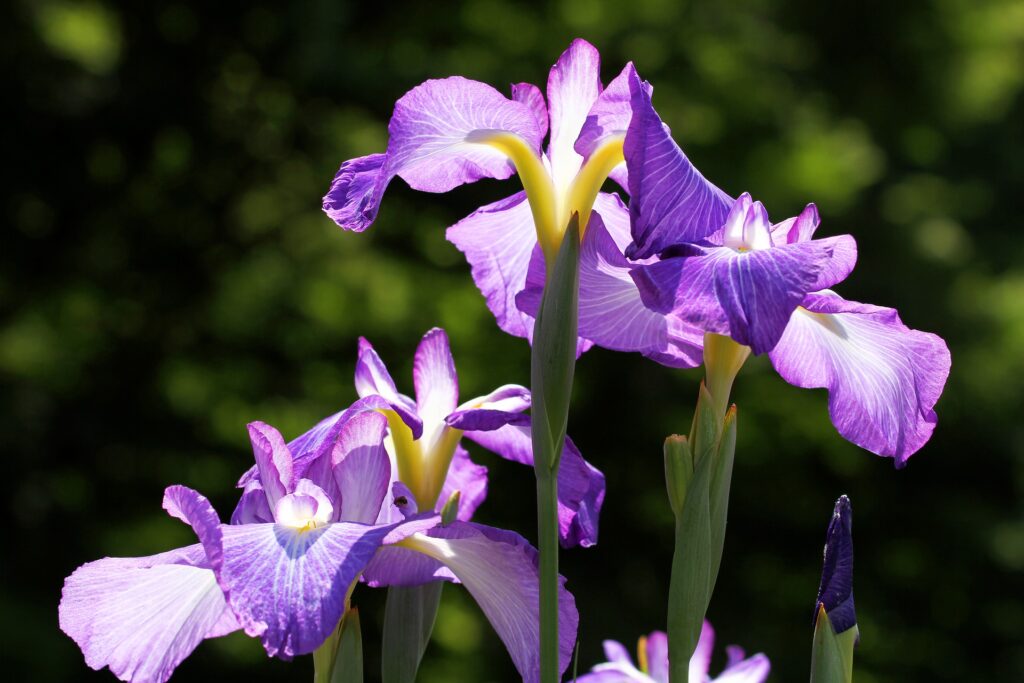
[332,411,391,524]
[413,328,460,428]
[403,521,579,683]
[624,69,732,259]
[321,153,388,232]
[388,76,543,192]
[464,425,604,547]
[768,204,858,291]
[768,291,950,463]
[576,195,703,367]
[634,239,844,355]
[511,82,548,140]
[446,191,540,339]
[547,39,603,190]
[355,337,423,438]
[59,545,239,683]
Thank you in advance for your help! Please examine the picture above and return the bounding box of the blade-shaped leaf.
[381,583,444,683]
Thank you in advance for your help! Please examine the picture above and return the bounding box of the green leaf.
[666,436,715,683]
[313,607,363,683]
[530,214,581,473]
[708,406,737,592]
[663,434,693,518]
[381,582,444,683]
[810,607,857,683]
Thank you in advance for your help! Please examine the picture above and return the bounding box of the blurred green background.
[4,0,1023,681]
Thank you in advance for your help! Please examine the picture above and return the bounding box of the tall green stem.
[530,215,581,683]
[535,467,561,683]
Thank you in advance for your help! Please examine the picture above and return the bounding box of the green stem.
[530,216,581,683]
[535,466,560,683]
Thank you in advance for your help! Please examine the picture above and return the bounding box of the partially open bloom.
[270,327,605,547]
[61,402,579,683]
[577,621,769,683]
[323,40,705,368]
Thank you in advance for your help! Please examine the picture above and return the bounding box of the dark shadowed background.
[4,1,1023,681]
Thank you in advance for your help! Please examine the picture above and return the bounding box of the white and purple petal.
[404,521,578,683]
[575,63,646,191]
[575,196,703,368]
[387,76,543,192]
[246,421,295,508]
[713,653,771,683]
[634,239,844,355]
[323,77,543,232]
[547,38,603,190]
[511,81,548,139]
[446,191,541,339]
[464,424,604,547]
[322,153,388,232]
[59,544,238,683]
[769,291,950,463]
[624,69,732,259]
[355,337,423,438]
[438,444,489,522]
[413,327,460,428]
[332,410,392,524]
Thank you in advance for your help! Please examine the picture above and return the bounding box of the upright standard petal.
[575,63,646,191]
[246,421,295,508]
[401,522,579,683]
[511,82,549,139]
[59,545,238,683]
[332,411,392,525]
[769,291,950,463]
[413,327,460,428]
[547,38,603,190]
[446,191,541,339]
[633,238,846,355]
[464,424,604,547]
[355,337,423,438]
[624,70,732,259]
[816,496,856,634]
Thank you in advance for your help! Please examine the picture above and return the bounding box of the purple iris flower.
[816,495,856,634]
[577,621,770,683]
[323,39,706,368]
[621,70,950,463]
[353,327,605,547]
[60,395,581,683]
